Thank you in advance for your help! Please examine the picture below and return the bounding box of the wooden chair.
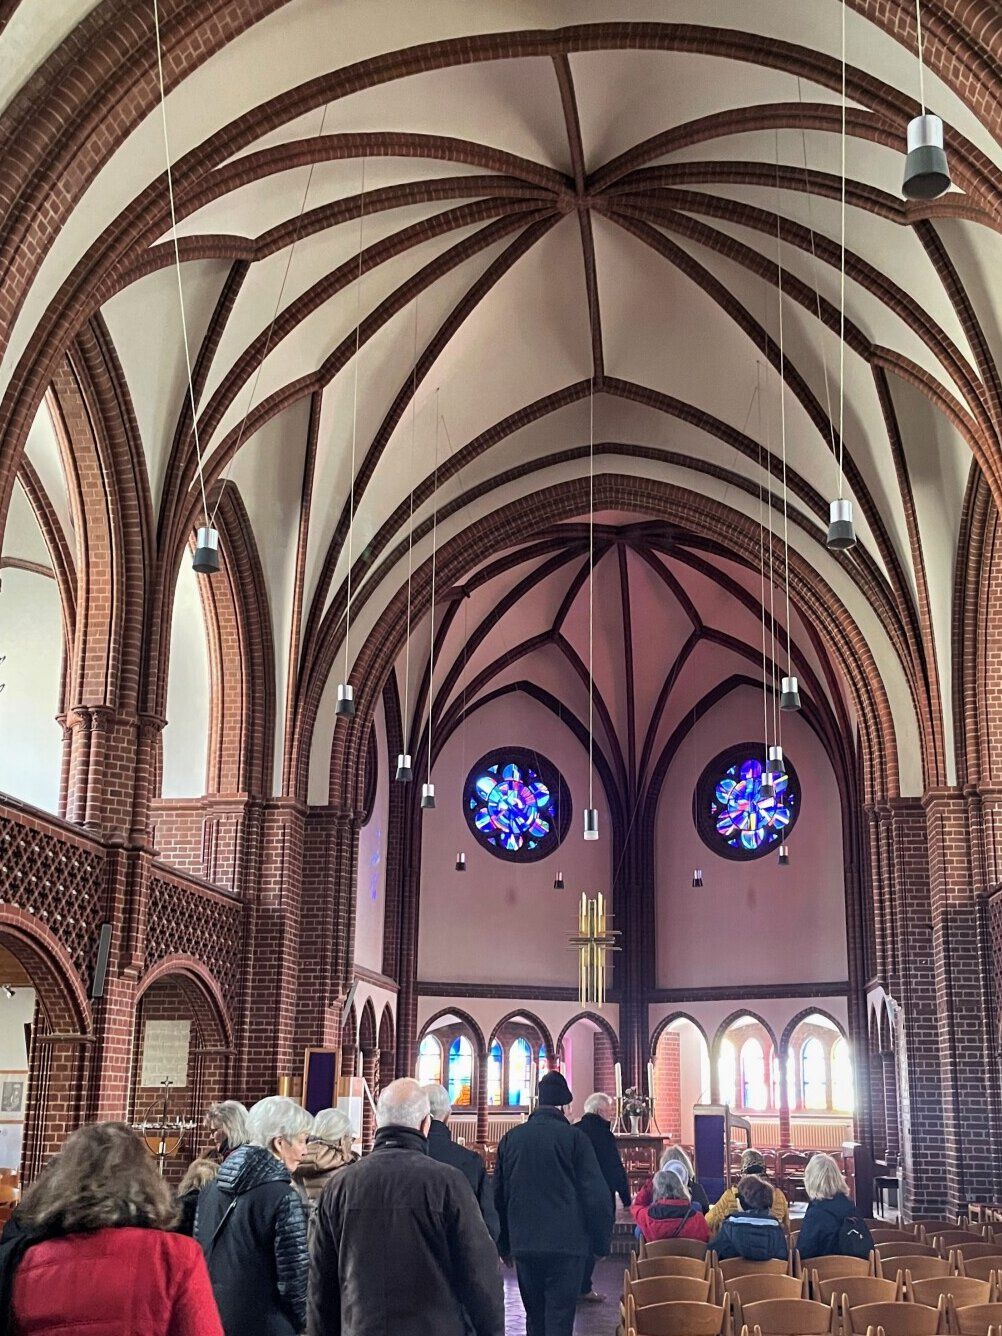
[954,1250,1002,1268]
[891,1262,955,1285]
[957,1263,1002,1285]
[844,1301,943,1336]
[818,1276,899,1308]
[933,1235,991,1252]
[626,1274,715,1306]
[720,1258,792,1283]
[642,1238,710,1261]
[631,1255,713,1281]
[875,1232,925,1246]
[915,1223,962,1240]
[809,1257,878,1287]
[625,1298,727,1336]
[728,1275,808,1330]
[738,1298,833,1335]
[952,1305,1002,1336]
[907,1278,993,1312]
[879,1245,942,1261]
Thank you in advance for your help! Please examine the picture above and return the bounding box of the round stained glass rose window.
[693,744,800,860]
[463,748,570,862]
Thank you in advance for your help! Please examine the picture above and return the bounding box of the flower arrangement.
[623,1086,649,1118]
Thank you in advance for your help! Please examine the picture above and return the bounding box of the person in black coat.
[711,1175,789,1263]
[576,1092,631,1302]
[424,1083,500,1243]
[796,1153,874,1261]
[309,1078,504,1336]
[194,1096,312,1336]
[495,1071,613,1336]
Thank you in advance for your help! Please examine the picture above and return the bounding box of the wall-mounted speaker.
[90,923,113,999]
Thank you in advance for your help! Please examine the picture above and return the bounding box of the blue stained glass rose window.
[463,748,570,862]
[694,744,800,860]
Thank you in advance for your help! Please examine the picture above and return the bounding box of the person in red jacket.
[632,1167,711,1245]
[0,1121,224,1336]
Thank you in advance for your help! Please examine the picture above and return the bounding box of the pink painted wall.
[655,684,846,988]
[417,691,612,986]
[354,699,389,972]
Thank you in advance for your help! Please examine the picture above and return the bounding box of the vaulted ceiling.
[2,0,1000,808]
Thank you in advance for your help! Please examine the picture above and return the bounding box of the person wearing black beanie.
[494,1071,613,1336]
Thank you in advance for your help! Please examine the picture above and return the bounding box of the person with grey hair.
[295,1106,357,1205]
[195,1096,312,1336]
[309,1077,504,1335]
[424,1083,500,1243]
[205,1100,248,1161]
[632,1167,710,1244]
[575,1092,631,1303]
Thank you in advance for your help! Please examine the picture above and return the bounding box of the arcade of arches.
[0,0,1001,1220]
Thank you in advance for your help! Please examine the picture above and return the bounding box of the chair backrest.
[891,1260,953,1284]
[955,1249,1002,1265]
[739,1298,833,1335]
[627,1298,726,1335]
[632,1255,711,1281]
[645,1238,710,1260]
[809,1256,875,1284]
[846,1301,941,1336]
[720,1258,791,1282]
[729,1275,806,1306]
[954,1305,1002,1336]
[958,1263,1002,1285]
[628,1275,714,1306]
[932,1233,988,1250]
[873,1231,922,1245]
[817,1276,898,1307]
[909,1277,992,1308]
[878,1244,941,1260]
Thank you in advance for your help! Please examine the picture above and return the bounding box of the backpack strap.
[206,1197,238,1260]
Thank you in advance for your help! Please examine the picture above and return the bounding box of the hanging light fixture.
[780,675,801,712]
[553,871,565,890]
[153,0,216,575]
[768,743,784,771]
[455,852,466,872]
[421,782,436,810]
[421,390,441,815]
[583,807,599,841]
[336,158,369,719]
[828,1,856,554]
[691,869,704,889]
[397,301,421,781]
[395,752,412,782]
[755,362,777,763]
[583,358,599,842]
[569,892,620,1008]
[760,771,776,802]
[902,2,950,199]
[778,844,790,866]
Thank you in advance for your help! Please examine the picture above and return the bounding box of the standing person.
[796,1153,874,1260]
[204,1100,249,1162]
[706,1149,789,1233]
[1,1122,223,1336]
[494,1070,613,1336]
[195,1096,311,1336]
[632,1167,710,1245]
[576,1092,631,1303]
[309,1078,504,1336]
[424,1083,500,1243]
[175,1156,220,1236]
[295,1107,357,1206]
[711,1176,789,1262]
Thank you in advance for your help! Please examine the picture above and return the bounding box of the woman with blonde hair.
[0,1122,223,1336]
[175,1156,221,1236]
[796,1152,874,1260]
[205,1100,248,1161]
[633,1144,711,1214]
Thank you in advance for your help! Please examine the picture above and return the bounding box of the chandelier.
[569,892,620,1008]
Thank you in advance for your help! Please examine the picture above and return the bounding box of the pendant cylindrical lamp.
[583,807,599,841]
[395,753,412,783]
[455,852,466,872]
[768,744,784,770]
[827,497,856,551]
[778,844,790,866]
[193,526,220,574]
[760,773,776,802]
[692,868,703,889]
[903,114,950,200]
[780,675,801,712]
[335,683,355,717]
[553,871,565,890]
[421,782,436,810]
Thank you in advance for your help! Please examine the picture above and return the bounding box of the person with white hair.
[632,1166,710,1244]
[308,1077,504,1336]
[204,1100,248,1161]
[634,1144,711,1215]
[294,1106,357,1204]
[575,1092,632,1302]
[424,1083,500,1242]
[795,1152,874,1260]
[195,1095,312,1336]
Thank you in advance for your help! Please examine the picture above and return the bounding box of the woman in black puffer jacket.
[195,1097,312,1336]
[796,1153,874,1261]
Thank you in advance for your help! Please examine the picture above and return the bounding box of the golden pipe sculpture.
[569,891,621,1008]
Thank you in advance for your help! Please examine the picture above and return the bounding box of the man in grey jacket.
[308,1078,504,1336]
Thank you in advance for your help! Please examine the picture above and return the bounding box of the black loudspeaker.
[90,923,113,999]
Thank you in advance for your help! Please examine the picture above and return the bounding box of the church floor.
[502,1256,623,1335]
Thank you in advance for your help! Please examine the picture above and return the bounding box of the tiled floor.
[502,1256,622,1335]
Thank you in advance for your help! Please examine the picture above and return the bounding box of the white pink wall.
[655,685,847,989]
[354,700,389,973]
[417,692,612,987]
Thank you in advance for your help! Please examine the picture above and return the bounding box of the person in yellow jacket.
[706,1149,790,1235]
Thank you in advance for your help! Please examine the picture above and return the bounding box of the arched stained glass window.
[464,749,570,861]
[740,1038,768,1111]
[417,1034,442,1086]
[508,1037,533,1107]
[801,1037,827,1110]
[538,1044,549,1074]
[695,745,800,860]
[831,1037,854,1112]
[448,1035,474,1107]
[718,1039,737,1108]
[487,1041,503,1107]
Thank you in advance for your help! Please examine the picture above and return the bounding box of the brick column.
[777,1052,792,1149]
[881,1052,900,1163]
[361,1049,378,1148]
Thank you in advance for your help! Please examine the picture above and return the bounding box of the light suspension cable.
[774,132,793,724]
[396,298,420,782]
[756,362,771,757]
[336,158,368,718]
[152,0,213,571]
[421,390,441,811]
[583,372,598,842]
